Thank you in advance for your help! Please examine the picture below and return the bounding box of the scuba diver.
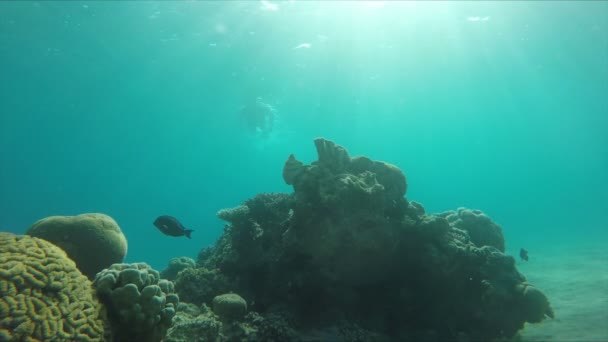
[238,97,276,138]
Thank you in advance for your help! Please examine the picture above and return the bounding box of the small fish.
[153,215,194,239]
[520,248,529,261]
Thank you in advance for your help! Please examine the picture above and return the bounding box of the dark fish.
[153,215,194,239]
[520,248,529,261]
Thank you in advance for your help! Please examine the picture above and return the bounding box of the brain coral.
[441,208,505,252]
[26,213,128,279]
[0,232,106,342]
[212,293,247,322]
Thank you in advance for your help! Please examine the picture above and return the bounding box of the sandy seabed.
[517,239,608,342]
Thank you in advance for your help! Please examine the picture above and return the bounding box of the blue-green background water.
[1,1,606,270]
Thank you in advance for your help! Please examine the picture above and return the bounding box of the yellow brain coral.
[0,232,106,342]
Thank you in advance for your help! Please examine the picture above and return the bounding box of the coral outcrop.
[174,267,232,307]
[440,207,506,252]
[212,293,247,322]
[26,213,128,279]
[244,312,297,342]
[165,304,221,342]
[170,138,554,341]
[161,257,196,281]
[93,262,178,342]
[0,232,106,341]
[166,303,259,342]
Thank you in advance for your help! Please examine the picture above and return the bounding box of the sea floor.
[516,239,608,342]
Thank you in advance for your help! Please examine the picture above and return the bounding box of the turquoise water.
[1,1,606,271]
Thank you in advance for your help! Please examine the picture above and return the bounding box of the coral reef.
[175,138,553,341]
[161,257,196,281]
[174,267,232,307]
[165,304,221,342]
[243,311,297,342]
[168,307,383,342]
[212,293,247,322]
[440,207,506,252]
[216,205,251,226]
[166,303,258,342]
[93,262,178,342]
[26,213,128,279]
[0,232,106,341]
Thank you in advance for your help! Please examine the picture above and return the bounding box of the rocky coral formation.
[243,311,297,342]
[93,262,178,342]
[170,138,554,341]
[212,293,247,322]
[161,257,196,281]
[26,213,128,279]
[168,306,382,342]
[174,267,232,307]
[165,304,221,342]
[440,207,506,252]
[0,232,106,341]
[166,302,260,342]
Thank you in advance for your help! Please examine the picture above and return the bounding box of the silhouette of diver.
[239,97,276,137]
[520,248,529,261]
